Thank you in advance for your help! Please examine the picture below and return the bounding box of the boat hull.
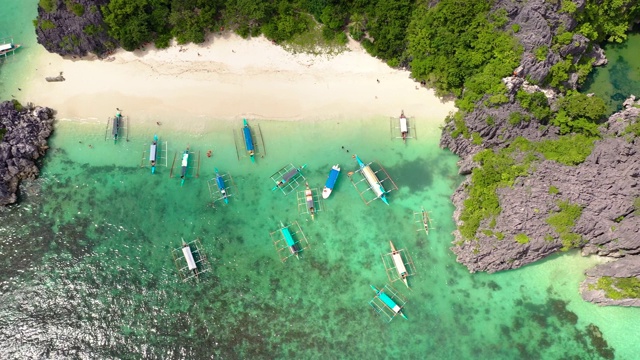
[322,165,340,199]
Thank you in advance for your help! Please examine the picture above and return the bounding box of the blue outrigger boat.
[322,164,340,199]
[355,155,389,205]
[370,285,407,320]
[149,135,158,174]
[214,168,228,204]
[180,149,189,186]
[242,118,256,163]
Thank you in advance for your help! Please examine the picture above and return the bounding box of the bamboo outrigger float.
[171,238,211,283]
[349,155,398,205]
[381,241,417,288]
[297,182,322,220]
[270,221,310,262]
[271,163,307,195]
[233,118,266,162]
[369,284,408,322]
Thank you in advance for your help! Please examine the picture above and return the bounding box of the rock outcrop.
[580,256,640,306]
[446,94,639,274]
[0,101,55,206]
[35,0,116,57]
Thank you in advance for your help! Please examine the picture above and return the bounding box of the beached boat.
[390,241,409,288]
[242,118,255,163]
[0,42,20,57]
[149,135,158,174]
[370,284,407,320]
[305,182,315,220]
[399,111,408,143]
[180,148,189,186]
[354,155,389,205]
[322,164,340,199]
[214,167,228,204]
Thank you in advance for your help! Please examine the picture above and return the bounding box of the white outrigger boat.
[322,164,340,199]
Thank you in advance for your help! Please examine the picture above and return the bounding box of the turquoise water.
[582,33,640,115]
[2,2,640,359]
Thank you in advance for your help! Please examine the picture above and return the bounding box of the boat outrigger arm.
[371,285,407,320]
[242,118,255,163]
[355,155,389,205]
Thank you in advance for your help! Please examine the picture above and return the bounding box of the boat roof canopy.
[0,43,13,51]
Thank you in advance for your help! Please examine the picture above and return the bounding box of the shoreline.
[19,33,455,131]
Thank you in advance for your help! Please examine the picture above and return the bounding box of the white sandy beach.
[21,33,455,130]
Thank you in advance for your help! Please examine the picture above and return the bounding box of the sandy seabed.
[23,33,456,131]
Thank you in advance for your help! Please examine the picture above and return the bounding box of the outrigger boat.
[421,208,430,233]
[149,135,158,174]
[354,155,389,205]
[322,164,340,199]
[214,167,229,204]
[305,183,315,220]
[180,148,189,186]
[0,41,20,57]
[390,241,409,288]
[112,110,122,144]
[370,284,408,320]
[242,118,255,163]
[271,164,307,192]
[281,221,300,259]
[182,239,200,279]
[399,110,408,143]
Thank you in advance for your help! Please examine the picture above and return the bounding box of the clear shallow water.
[582,32,640,114]
[2,2,640,359]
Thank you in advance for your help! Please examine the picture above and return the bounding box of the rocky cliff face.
[35,0,116,57]
[0,102,55,206]
[440,1,640,304]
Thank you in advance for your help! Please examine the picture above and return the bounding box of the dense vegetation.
[546,200,584,250]
[595,276,640,300]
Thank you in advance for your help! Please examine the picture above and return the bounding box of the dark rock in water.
[0,101,55,206]
[35,0,116,57]
[580,256,640,307]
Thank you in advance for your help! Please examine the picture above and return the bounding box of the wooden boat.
[399,110,408,143]
[354,155,388,205]
[242,118,255,163]
[280,222,300,259]
[181,240,199,278]
[180,148,189,186]
[421,207,430,234]
[149,135,158,174]
[305,182,315,220]
[271,164,307,191]
[0,42,20,56]
[214,168,228,204]
[390,241,409,288]
[112,111,122,143]
[322,164,340,199]
[370,285,407,320]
